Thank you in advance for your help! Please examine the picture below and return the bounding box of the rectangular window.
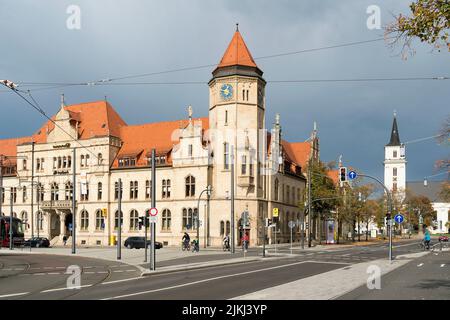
[393,151,397,158]
[393,167,397,177]
[224,143,229,170]
[146,180,151,199]
[23,159,27,171]
[241,155,247,175]
[225,110,228,125]
[188,144,193,157]
[98,182,102,200]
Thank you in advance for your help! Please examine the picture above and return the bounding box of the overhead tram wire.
[3,86,103,165]
[15,36,395,88]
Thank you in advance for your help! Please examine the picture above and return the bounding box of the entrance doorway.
[65,213,73,236]
[50,211,60,239]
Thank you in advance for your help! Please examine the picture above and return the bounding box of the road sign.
[348,171,357,180]
[149,208,158,216]
[288,221,296,229]
[149,216,157,223]
[68,223,72,231]
[102,208,107,217]
[394,214,404,224]
[273,208,279,218]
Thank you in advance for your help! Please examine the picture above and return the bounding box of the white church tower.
[384,112,407,202]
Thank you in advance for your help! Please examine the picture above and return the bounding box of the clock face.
[220,84,233,100]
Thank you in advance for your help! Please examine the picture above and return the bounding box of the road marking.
[101,261,334,300]
[417,263,424,267]
[85,272,95,274]
[84,266,94,269]
[34,273,46,275]
[307,260,350,265]
[125,269,136,272]
[0,292,30,299]
[13,268,25,271]
[2,268,12,271]
[342,254,351,257]
[41,284,92,293]
[43,267,54,270]
[441,264,445,268]
[113,270,124,273]
[101,277,142,285]
[96,271,108,274]
[47,272,61,275]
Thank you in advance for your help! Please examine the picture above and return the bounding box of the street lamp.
[196,185,212,250]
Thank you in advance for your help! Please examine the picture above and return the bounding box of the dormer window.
[118,157,136,167]
[393,151,397,158]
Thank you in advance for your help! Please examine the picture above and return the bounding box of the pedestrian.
[241,232,249,252]
[63,235,67,246]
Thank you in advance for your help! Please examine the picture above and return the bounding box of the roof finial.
[60,93,65,108]
[275,113,280,125]
[393,109,397,118]
[236,23,239,32]
[188,105,193,121]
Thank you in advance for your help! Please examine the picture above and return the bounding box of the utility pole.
[9,191,13,250]
[301,208,305,249]
[117,178,122,260]
[30,142,35,238]
[308,156,312,247]
[37,177,40,238]
[230,147,235,254]
[72,148,76,254]
[150,149,156,271]
[206,185,211,247]
[0,156,3,226]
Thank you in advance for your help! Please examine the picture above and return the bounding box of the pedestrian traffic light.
[339,167,347,183]
[138,216,145,229]
[265,218,272,227]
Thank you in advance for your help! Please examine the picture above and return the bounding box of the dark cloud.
[0,0,448,182]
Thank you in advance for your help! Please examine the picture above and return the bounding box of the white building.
[0,28,316,247]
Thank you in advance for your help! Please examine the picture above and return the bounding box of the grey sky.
[1,0,449,183]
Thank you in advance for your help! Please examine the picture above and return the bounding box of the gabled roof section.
[386,115,401,146]
[113,117,209,168]
[218,29,258,68]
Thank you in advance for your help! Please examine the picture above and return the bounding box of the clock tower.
[384,112,407,203]
[208,26,266,200]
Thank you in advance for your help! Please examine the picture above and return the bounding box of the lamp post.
[196,185,212,250]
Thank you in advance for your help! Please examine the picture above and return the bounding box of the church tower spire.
[384,112,407,202]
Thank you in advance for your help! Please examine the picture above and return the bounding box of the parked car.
[23,237,50,248]
[438,235,449,242]
[124,236,163,249]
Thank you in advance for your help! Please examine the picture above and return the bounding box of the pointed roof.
[217,29,258,68]
[386,114,401,146]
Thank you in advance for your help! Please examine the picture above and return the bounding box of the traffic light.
[138,217,145,230]
[339,167,347,183]
[265,218,272,227]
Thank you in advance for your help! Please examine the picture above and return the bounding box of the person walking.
[241,232,249,253]
[63,235,67,246]
[424,228,431,250]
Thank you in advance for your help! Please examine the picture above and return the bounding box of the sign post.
[288,220,295,254]
[150,149,157,271]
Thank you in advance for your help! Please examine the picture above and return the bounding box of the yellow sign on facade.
[273,208,279,217]
[102,208,107,217]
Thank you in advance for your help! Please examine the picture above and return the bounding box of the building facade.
[0,29,314,247]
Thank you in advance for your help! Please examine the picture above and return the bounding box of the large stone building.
[0,29,316,247]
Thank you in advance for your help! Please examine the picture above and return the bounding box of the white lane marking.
[0,292,30,298]
[29,268,41,270]
[55,267,65,269]
[441,264,445,268]
[41,284,92,293]
[101,277,142,286]
[101,260,321,300]
[43,267,54,270]
[417,263,424,267]
[113,270,124,273]
[84,266,94,269]
[34,273,46,275]
[85,272,95,274]
[13,268,25,271]
[125,269,136,272]
[2,268,12,271]
[342,254,351,257]
[47,272,62,275]
[96,271,108,274]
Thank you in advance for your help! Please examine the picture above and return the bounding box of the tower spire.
[386,113,401,146]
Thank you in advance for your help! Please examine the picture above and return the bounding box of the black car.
[24,237,50,248]
[124,236,163,249]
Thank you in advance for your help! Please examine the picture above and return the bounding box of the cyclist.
[182,232,190,250]
[424,229,431,250]
[191,238,199,252]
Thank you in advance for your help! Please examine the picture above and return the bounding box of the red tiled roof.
[326,169,339,185]
[113,118,209,168]
[217,30,257,68]
[282,141,311,168]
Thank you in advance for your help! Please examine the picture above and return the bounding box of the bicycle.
[418,240,431,251]
[191,240,199,253]
[222,240,230,251]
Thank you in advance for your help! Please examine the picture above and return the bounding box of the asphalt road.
[0,239,437,300]
[338,248,450,300]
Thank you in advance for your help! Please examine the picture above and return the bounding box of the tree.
[438,181,450,202]
[384,0,450,58]
[404,190,437,230]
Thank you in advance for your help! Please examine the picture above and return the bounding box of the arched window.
[80,210,89,231]
[220,221,225,236]
[162,209,171,231]
[129,210,139,231]
[185,175,195,197]
[65,182,72,200]
[95,209,104,231]
[22,186,27,203]
[145,180,151,199]
[114,210,123,230]
[37,211,44,230]
[36,183,44,202]
[12,212,17,218]
[57,157,62,169]
[114,181,122,200]
[274,179,279,201]
[85,154,90,167]
[97,182,102,200]
[21,211,28,229]
[182,208,197,230]
[226,221,230,235]
[98,153,103,165]
[51,183,59,201]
